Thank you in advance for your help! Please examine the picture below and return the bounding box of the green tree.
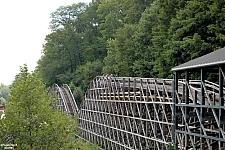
[0,97,6,108]
[76,1,107,63]
[50,3,87,31]
[38,3,88,87]
[132,2,160,78]
[75,60,103,91]
[0,65,77,149]
[38,2,108,88]
[97,0,123,40]
[102,38,117,74]
[114,24,137,77]
[168,0,225,69]
[121,0,151,24]
[73,86,84,108]
[74,138,102,150]
[0,83,10,101]
[150,0,186,78]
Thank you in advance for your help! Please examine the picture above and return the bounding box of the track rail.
[50,76,225,149]
[78,76,225,150]
[49,84,78,116]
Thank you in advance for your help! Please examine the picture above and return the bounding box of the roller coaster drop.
[50,75,225,150]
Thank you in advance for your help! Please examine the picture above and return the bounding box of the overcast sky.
[0,0,92,85]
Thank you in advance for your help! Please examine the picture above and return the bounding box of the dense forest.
[37,0,225,105]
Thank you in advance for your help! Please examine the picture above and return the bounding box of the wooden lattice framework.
[79,77,174,149]
[172,47,225,149]
[173,69,225,149]
[47,76,225,149]
[78,75,225,149]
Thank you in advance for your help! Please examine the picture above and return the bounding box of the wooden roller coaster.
[49,84,79,116]
[78,76,225,150]
[51,48,225,149]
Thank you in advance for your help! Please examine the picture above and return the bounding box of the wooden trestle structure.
[78,75,225,149]
[49,48,225,149]
[171,47,225,150]
[79,77,174,149]
[49,84,79,116]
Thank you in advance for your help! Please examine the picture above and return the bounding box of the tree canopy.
[37,0,225,95]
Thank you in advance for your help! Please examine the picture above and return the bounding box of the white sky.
[0,0,92,85]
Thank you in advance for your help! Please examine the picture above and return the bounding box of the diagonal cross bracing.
[50,75,225,149]
[79,77,174,150]
[79,76,225,149]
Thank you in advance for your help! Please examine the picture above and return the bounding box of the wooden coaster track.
[49,84,79,116]
[50,76,225,149]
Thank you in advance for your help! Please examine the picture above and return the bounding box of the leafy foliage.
[72,86,84,108]
[0,97,6,108]
[168,0,225,68]
[75,60,103,91]
[37,0,225,104]
[0,84,10,101]
[114,24,137,76]
[0,65,101,149]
